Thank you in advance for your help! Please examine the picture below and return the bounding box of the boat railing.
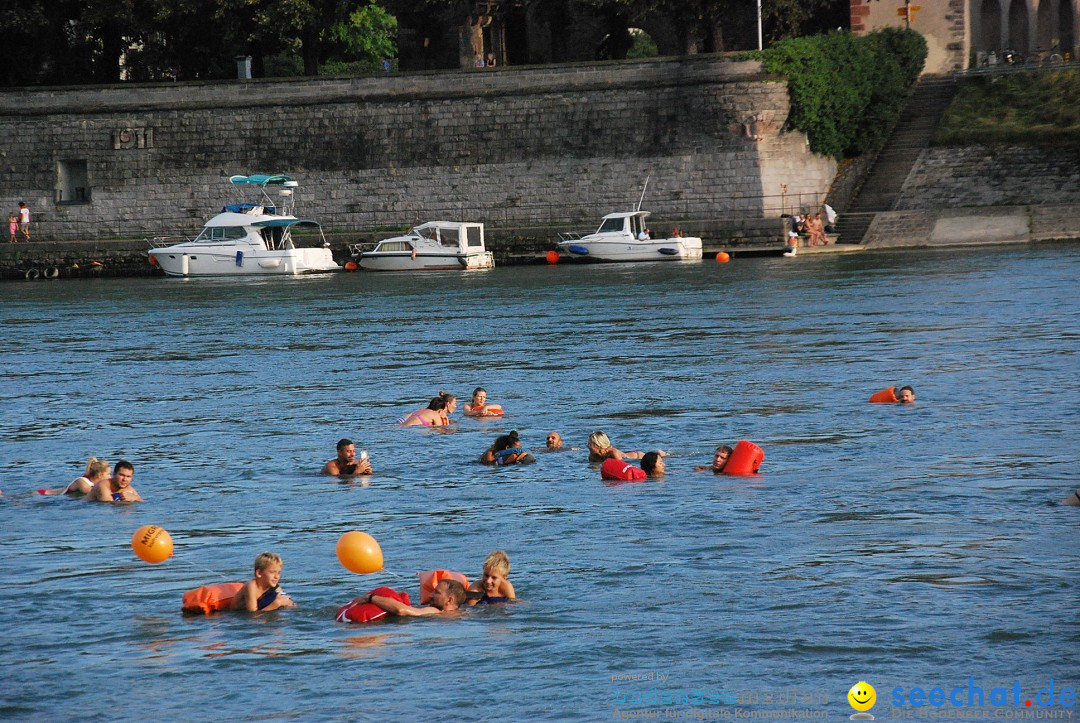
[347,241,379,255]
[147,235,190,248]
[557,231,584,243]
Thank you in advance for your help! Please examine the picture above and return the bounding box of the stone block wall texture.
[897,146,1080,209]
[0,57,836,242]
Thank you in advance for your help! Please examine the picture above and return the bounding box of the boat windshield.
[195,226,249,242]
[597,217,626,233]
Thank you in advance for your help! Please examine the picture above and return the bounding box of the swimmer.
[464,387,504,417]
[897,385,916,403]
[322,438,373,475]
[587,431,650,462]
[401,392,454,427]
[467,550,516,605]
[87,460,143,503]
[695,445,734,474]
[231,552,296,612]
[39,457,110,495]
[359,579,466,617]
[480,431,533,465]
[546,432,563,450]
[1063,488,1080,507]
[640,451,665,477]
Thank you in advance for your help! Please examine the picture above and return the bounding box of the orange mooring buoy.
[715,252,731,263]
[344,261,359,271]
[545,250,560,264]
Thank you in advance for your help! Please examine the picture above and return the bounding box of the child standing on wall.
[8,213,16,243]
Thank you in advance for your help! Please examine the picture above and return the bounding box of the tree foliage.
[759,28,927,158]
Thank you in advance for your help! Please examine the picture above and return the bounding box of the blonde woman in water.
[39,457,110,495]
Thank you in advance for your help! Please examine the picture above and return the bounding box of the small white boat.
[148,174,340,277]
[350,221,494,271]
[557,211,702,262]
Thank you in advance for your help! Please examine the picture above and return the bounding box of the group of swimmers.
[37,457,142,503]
[192,549,516,620]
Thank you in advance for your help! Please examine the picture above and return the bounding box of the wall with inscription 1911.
[0,56,836,242]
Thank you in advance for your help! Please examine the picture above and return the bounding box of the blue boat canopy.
[229,174,294,186]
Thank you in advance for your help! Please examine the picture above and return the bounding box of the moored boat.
[349,221,494,271]
[556,210,702,262]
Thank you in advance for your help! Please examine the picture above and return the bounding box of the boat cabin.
[594,211,651,238]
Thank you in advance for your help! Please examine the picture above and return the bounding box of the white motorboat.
[148,174,340,277]
[557,211,703,262]
[349,221,495,271]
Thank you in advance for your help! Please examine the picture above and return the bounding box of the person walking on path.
[18,202,30,241]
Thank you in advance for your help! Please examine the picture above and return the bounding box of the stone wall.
[896,146,1080,209]
[0,56,835,244]
[863,203,1076,246]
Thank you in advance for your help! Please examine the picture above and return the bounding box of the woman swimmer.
[464,387,504,417]
[479,431,532,465]
[401,392,456,427]
[39,457,110,496]
[586,431,644,463]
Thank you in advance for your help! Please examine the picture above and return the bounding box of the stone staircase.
[839,75,958,243]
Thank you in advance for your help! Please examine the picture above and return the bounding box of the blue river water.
[0,244,1078,720]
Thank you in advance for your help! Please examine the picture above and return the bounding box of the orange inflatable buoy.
[600,458,648,482]
[344,260,359,271]
[722,440,763,475]
[182,582,244,614]
[715,252,730,263]
[418,569,470,604]
[869,386,899,403]
[336,531,383,574]
[335,586,411,623]
[545,250,560,264]
[132,525,174,563]
[148,255,159,267]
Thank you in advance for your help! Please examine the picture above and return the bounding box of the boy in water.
[362,579,466,616]
[231,552,295,612]
[467,550,516,605]
[695,445,733,474]
[88,460,143,503]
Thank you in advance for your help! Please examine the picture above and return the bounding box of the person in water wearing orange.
[87,460,143,503]
[587,431,646,462]
[322,438,372,475]
[231,552,296,612]
[360,579,466,616]
[695,445,733,474]
[464,387,503,417]
[467,550,516,605]
[401,392,455,426]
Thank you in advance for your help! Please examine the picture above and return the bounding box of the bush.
[759,29,927,158]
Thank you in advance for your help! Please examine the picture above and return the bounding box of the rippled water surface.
[1,245,1078,720]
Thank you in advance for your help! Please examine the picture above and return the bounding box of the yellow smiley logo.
[848,681,877,712]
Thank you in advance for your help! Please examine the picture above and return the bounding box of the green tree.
[326,1,398,72]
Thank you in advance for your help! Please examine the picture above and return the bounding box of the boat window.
[439,228,459,246]
[196,226,248,242]
[598,217,625,233]
[376,241,411,252]
[631,216,643,237]
[466,227,482,247]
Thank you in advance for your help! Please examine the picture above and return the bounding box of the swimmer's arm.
[621,449,644,460]
[479,449,495,464]
[369,594,440,616]
[87,483,110,502]
[262,590,295,611]
[232,581,262,611]
[126,487,144,502]
[321,460,340,475]
[499,579,516,600]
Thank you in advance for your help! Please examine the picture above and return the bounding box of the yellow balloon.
[131,525,173,564]
[336,531,383,574]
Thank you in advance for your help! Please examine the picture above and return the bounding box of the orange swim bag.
[335,586,411,623]
[869,386,899,403]
[182,582,245,615]
[722,440,764,476]
[600,458,648,482]
[418,570,469,604]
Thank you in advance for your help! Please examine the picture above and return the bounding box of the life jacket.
[869,386,899,403]
[181,582,245,615]
[335,586,411,623]
[417,570,469,604]
[722,440,764,475]
[600,458,647,481]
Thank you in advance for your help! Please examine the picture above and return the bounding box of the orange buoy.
[715,252,731,263]
[600,458,648,482]
[132,525,174,564]
[148,255,159,267]
[545,250,560,264]
[344,260,359,271]
[336,531,383,574]
[869,386,899,403]
[722,440,763,475]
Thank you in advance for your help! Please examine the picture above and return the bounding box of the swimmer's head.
[427,396,448,411]
[587,431,611,453]
[471,387,487,404]
[113,460,134,487]
[336,438,355,461]
[482,550,510,578]
[86,457,110,481]
[431,579,466,611]
[898,386,915,403]
[713,445,733,472]
[439,391,457,413]
[254,552,283,587]
[641,452,664,476]
[546,432,563,449]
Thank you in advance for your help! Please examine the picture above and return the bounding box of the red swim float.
[182,582,245,615]
[335,586,411,623]
[869,386,899,403]
[722,440,764,475]
[600,458,648,482]
[417,569,469,604]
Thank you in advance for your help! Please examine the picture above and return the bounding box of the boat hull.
[558,237,703,262]
[357,251,495,272]
[149,247,340,277]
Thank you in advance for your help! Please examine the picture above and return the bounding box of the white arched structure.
[971,0,1079,59]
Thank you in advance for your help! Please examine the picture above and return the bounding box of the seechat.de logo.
[848,681,877,720]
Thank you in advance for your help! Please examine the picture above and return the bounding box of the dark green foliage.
[759,29,927,158]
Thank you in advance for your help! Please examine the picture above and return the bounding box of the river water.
[1,244,1077,720]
